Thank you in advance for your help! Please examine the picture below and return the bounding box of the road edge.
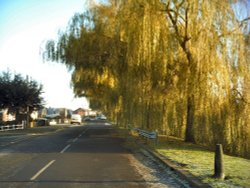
[115,126,212,188]
[142,145,212,188]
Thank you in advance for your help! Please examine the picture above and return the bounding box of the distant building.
[57,108,71,119]
[89,110,98,116]
[73,108,90,116]
[39,108,48,118]
[0,109,15,122]
[47,107,57,115]
[30,111,38,120]
[37,107,72,124]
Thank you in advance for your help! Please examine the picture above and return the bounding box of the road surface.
[0,122,190,188]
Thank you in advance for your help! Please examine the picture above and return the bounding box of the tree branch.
[240,16,250,24]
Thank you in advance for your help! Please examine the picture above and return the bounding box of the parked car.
[99,115,107,120]
[71,114,81,124]
[36,118,49,126]
[49,119,57,125]
[83,116,91,121]
[96,115,107,121]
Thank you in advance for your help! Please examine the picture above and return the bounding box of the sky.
[0,0,90,110]
[0,1,249,111]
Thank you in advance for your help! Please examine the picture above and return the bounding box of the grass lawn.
[151,136,250,188]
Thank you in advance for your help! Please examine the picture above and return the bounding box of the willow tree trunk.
[185,94,195,142]
[183,47,196,143]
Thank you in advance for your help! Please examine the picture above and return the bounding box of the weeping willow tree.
[44,0,250,158]
[115,0,249,146]
[44,3,123,116]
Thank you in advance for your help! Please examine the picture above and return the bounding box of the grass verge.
[114,127,250,187]
[150,136,250,188]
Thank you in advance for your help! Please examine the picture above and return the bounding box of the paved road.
[0,123,190,188]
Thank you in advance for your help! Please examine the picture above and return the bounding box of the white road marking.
[77,128,89,138]
[30,160,55,181]
[82,129,88,134]
[77,128,88,138]
[62,129,88,151]
[60,144,71,153]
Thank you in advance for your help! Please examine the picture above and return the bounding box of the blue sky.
[0,0,91,110]
[0,1,249,110]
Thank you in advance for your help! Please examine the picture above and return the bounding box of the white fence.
[0,121,25,131]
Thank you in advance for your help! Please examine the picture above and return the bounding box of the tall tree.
[44,0,250,158]
[0,71,44,122]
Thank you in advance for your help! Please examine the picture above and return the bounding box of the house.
[38,107,72,124]
[73,108,90,116]
[0,109,15,122]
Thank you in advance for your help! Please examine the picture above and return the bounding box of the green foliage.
[0,71,44,120]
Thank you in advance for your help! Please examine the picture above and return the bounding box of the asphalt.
[0,124,68,135]
[0,124,68,148]
[0,124,149,187]
[0,122,209,188]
